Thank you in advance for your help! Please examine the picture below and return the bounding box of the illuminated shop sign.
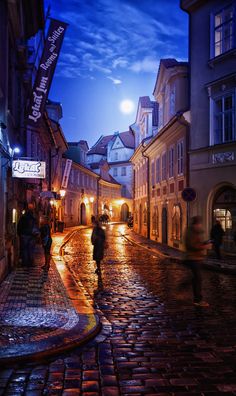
[12,160,46,179]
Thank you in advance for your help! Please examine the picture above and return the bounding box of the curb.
[0,227,101,364]
[123,233,236,276]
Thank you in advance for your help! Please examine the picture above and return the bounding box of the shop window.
[152,206,159,236]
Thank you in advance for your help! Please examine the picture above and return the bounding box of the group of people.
[17,203,52,270]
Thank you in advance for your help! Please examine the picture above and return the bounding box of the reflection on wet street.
[1,223,236,395]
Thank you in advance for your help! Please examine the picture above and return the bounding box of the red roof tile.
[88,130,134,156]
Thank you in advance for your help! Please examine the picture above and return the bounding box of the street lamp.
[90,196,94,203]
[60,189,66,198]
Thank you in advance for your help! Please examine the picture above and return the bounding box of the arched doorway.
[213,186,236,252]
[121,203,129,221]
[80,202,87,225]
[162,207,168,244]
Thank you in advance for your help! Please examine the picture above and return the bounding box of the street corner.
[0,241,101,365]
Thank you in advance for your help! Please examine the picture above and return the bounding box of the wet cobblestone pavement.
[1,223,236,395]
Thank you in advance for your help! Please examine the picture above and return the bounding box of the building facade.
[181,0,236,252]
[0,0,44,280]
[132,61,189,251]
[87,130,135,210]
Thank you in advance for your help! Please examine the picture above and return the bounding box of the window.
[177,141,184,175]
[169,147,174,178]
[121,167,126,176]
[162,153,167,180]
[172,205,181,240]
[170,85,176,115]
[213,92,235,144]
[151,161,155,186]
[156,157,160,183]
[114,152,118,160]
[113,168,118,177]
[213,5,234,57]
[121,185,126,196]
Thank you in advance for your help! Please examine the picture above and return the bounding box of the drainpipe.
[176,112,190,226]
[141,139,150,240]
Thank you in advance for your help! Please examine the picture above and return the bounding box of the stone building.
[181,0,236,252]
[87,130,135,219]
[131,61,189,251]
[0,0,44,280]
[62,158,122,226]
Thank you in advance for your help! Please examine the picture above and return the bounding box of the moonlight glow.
[120,99,135,114]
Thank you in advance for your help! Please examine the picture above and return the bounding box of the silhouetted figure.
[17,203,39,267]
[40,216,52,270]
[91,215,96,224]
[210,221,225,260]
[184,216,212,307]
[91,221,106,274]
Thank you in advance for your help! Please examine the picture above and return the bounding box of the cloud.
[50,0,188,79]
[107,76,122,84]
[129,56,159,73]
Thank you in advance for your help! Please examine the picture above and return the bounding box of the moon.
[120,99,135,114]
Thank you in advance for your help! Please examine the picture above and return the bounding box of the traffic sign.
[181,187,197,202]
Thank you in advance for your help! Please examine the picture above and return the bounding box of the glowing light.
[50,199,55,206]
[120,99,135,114]
[60,189,66,198]
[90,196,94,203]
[84,197,89,204]
[117,199,125,205]
[13,147,20,154]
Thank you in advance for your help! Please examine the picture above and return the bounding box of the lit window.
[152,206,159,236]
[213,92,235,144]
[177,141,184,175]
[214,5,234,57]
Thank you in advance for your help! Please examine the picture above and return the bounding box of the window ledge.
[208,48,236,68]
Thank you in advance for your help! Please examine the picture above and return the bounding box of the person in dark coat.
[91,221,106,273]
[40,216,52,270]
[210,220,225,260]
[17,203,39,267]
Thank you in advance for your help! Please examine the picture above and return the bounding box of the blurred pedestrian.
[91,215,95,224]
[184,216,212,307]
[17,203,39,267]
[40,216,52,270]
[91,220,106,274]
[210,220,225,260]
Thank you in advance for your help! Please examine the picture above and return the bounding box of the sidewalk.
[0,226,100,364]
[124,229,236,275]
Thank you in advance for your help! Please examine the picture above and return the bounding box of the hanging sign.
[27,18,68,128]
[61,159,72,188]
[12,160,46,179]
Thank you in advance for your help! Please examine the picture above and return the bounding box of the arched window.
[172,204,181,241]
[152,206,159,236]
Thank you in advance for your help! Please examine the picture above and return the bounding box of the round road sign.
[181,187,197,202]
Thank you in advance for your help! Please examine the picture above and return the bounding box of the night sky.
[45,0,188,147]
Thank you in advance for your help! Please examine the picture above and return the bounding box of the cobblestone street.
[1,224,236,395]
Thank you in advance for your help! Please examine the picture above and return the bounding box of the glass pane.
[224,111,233,141]
[215,13,222,27]
[225,95,233,110]
[224,6,233,22]
[214,114,223,144]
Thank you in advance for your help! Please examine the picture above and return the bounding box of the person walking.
[184,216,212,307]
[17,203,39,267]
[91,220,106,274]
[40,216,52,270]
[210,220,225,260]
